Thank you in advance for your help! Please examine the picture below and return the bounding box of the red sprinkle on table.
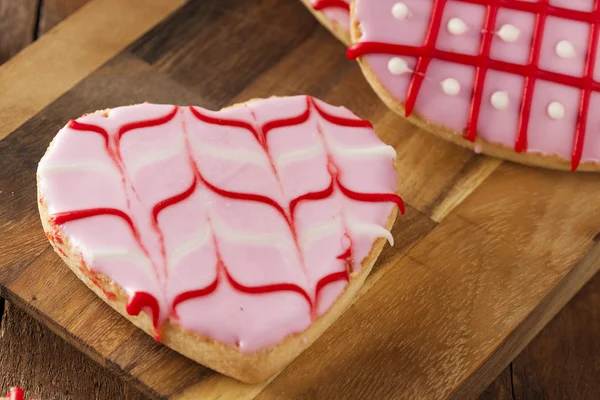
[6,387,23,400]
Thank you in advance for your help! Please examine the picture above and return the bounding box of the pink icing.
[311,0,350,32]
[37,96,402,352]
[350,0,600,170]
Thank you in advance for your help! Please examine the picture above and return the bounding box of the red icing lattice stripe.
[49,97,403,340]
[465,4,499,142]
[347,0,600,171]
[515,0,549,155]
[461,0,597,22]
[574,2,600,171]
[405,0,448,116]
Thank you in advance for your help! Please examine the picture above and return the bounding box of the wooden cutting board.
[1,0,600,399]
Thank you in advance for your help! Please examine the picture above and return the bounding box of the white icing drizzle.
[388,57,411,75]
[447,17,468,36]
[276,136,396,169]
[346,216,394,246]
[331,144,397,159]
[39,160,125,214]
[275,142,324,168]
[547,101,565,120]
[166,224,210,270]
[126,142,186,176]
[86,248,157,280]
[189,136,270,168]
[391,2,409,20]
[555,40,576,59]
[490,91,509,111]
[497,24,520,43]
[321,122,398,159]
[210,213,298,259]
[38,160,120,177]
[440,78,461,96]
[300,217,342,251]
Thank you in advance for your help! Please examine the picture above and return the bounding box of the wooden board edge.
[0,0,186,140]
[430,157,503,223]
[1,273,162,399]
[0,283,107,367]
[448,241,600,399]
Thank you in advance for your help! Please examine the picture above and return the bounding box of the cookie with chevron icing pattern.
[37,96,403,382]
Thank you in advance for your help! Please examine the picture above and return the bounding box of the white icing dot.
[388,57,410,75]
[547,101,565,120]
[490,91,509,110]
[497,24,520,43]
[441,78,461,96]
[556,40,576,59]
[447,17,468,36]
[391,2,409,20]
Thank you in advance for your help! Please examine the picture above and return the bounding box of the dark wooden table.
[0,1,598,399]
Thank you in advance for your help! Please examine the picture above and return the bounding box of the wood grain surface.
[512,272,600,399]
[1,0,599,399]
[0,0,92,65]
[0,302,146,400]
[38,0,91,35]
[0,0,38,64]
[0,0,185,140]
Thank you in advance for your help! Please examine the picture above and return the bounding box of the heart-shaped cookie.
[348,0,600,171]
[301,0,351,45]
[37,96,403,383]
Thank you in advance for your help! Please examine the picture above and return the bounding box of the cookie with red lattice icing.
[301,0,351,45]
[37,96,403,383]
[348,0,600,171]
